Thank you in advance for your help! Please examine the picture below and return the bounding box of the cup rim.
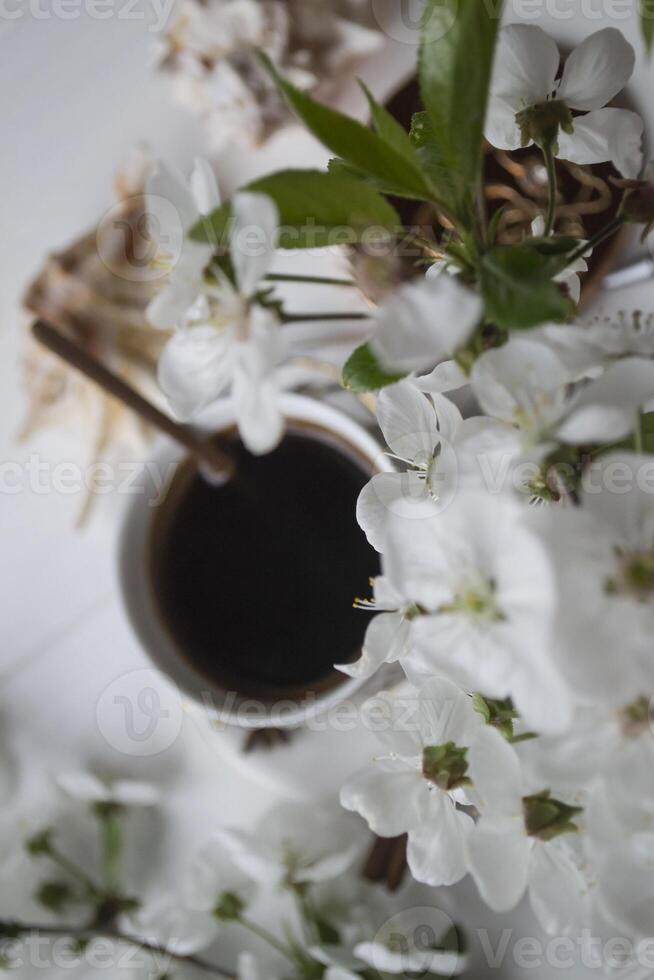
[117,393,393,729]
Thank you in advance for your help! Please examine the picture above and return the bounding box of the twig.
[3,922,234,979]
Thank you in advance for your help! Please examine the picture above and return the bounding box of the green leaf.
[418,0,503,217]
[259,52,434,201]
[409,111,458,208]
[358,80,422,165]
[480,245,574,329]
[191,170,400,248]
[342,343,406,393]
[326,156,424,201]
[642,0,654,55]
[528,235,582,257]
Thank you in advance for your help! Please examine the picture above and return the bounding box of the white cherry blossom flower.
[146,157,220,330]
[536,453,654,709]
[214,801,366,887]
[157,191,287,454]
[467,727,588,922]
[475,336,654,450]
[486,25,643,176]
[335,575,411,680]
[471,337,574,453]
[356,379,520,553]
[533,312,654,378]
[379,495,571,733]
[586,737,654,944]
[370,275,482,375]
[555,356,654,445]
[341,678,483,887]
[124,832,255,956]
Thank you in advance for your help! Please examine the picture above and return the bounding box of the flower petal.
[230,192,279,297]
[467,818,530,911]
[407,792,472,886]
[491,24,560,106]
[158,326,234,419]
[528,841,590,937]
[485,94,523,151]
[231,308,285,454]
[557,356,654,443]
[356,471,433,553]
[417,676,483,748]
[468,726,524,813]
[190,157,221,216]
[413,361,469,394]
[147,160,197,233]
[336,612,408,679]
[377,381,439,462]
[558,28,634,111]
[558,107,643,178]
[371,276,482,374]
[340,768,424,837]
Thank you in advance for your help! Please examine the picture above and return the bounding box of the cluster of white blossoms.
[142,17,654,967]
[338,208,654,979]
[155,0,382,152]
[334,23,654,967]
[0,777,465,980]
[145,158,288,454]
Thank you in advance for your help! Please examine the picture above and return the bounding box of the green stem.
[97,809,122,895]
[543,144,558,236]
[562,217,624,270]
[282,311,370,324]
[47,848,102,900]
[265,273,357,287]
[476,189,489,249]
[1,922,233,979]
[237,916,296,962]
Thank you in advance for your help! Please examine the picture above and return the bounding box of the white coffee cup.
[118,393,393,730]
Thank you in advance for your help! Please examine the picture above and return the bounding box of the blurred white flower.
[341,678,482,887]
[537,454,654,707]
[157,0,382,152]
[467,727,588,922]
[370,275,482,375]
[471,336,573,452]
[486,25,643,176]
[587,737,654,944]
[378,495,571,733]
[556,357,654,445]
[214,801,366,887]
[533,312,654,379]
[146,157,220,330]
[124,832,256,956]
[157,191,287,454]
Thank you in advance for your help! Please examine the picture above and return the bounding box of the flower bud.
[213,891,245,923]
[422,743,470,791]
[522,791,582,841]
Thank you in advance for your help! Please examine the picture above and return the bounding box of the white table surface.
[1,5,653,976]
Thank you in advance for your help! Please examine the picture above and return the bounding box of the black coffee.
[150,428,380,698]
